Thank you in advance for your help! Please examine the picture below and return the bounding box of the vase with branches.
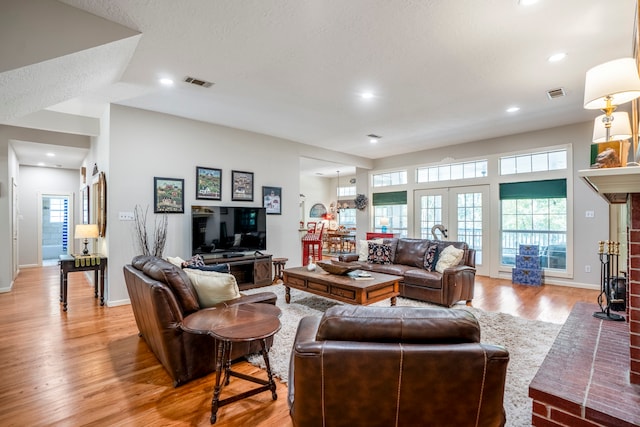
[134,205,168,257]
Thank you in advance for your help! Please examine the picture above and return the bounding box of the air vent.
[184,76,214,88]
[546,88,566,100]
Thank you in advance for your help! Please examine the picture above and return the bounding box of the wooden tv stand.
[202,253,272,290]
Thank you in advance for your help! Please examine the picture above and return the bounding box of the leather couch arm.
[338,254,359,262]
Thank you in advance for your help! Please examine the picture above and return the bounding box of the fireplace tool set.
[594,240,626,321]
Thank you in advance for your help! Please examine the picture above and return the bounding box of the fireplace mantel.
[578,166,640,203]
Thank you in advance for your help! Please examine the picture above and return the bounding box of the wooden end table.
[181,303,281,424]
[58,254,107,311]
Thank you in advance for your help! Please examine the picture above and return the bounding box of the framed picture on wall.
[231,170,254,201]
[263,186,282,215]
[154,177,184,213]
[196,166,222,200]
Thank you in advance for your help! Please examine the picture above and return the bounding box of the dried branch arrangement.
[134,205,168,257]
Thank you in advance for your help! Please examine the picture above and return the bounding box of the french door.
[414,186,489,276]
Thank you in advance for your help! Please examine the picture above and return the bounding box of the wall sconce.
[75,224,99,255]
[584,57,640,165]
[380,217,390,233]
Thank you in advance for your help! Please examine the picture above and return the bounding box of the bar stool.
[302,223,324,265]
[272,257,288,284]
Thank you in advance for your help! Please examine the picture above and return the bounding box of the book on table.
[348,271,374,280]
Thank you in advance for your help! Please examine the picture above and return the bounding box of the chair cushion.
[183,269,241,307]
[141,256,201,314]
[316,305,480,343]
[394,239,432,268]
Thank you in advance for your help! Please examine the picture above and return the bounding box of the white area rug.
[244,285,562,427]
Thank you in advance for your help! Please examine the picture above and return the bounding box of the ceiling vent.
[184,76,214,88]
[546,87,566,100]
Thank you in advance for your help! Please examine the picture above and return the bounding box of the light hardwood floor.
[0,266,599,426]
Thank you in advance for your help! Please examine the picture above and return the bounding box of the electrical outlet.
[585,210,595,218]
[119,211,135,221]
[585,265,591,273]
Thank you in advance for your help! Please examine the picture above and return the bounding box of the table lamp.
[75,224,99,255]
[380,217,390,233]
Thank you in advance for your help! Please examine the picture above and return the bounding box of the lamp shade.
[75,224,99,239]
[584,58,640,109]
[592,111,632,142]
[379,217,390,226]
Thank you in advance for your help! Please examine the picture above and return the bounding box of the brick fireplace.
[529,171,640,426]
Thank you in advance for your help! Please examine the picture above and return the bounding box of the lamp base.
[381,226,387,233]
[82,240,89,255]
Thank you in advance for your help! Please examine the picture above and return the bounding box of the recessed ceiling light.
[46,152,55,157]
[368,133,382,143]
[361,92,374,99]
[159,78,174,86]
[506,106,520,113]
[37,162,45,166]
[548,53,567,62]
[518,0,538,5]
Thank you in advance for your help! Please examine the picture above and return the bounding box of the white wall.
[106,105,303,305]
[18,165,80,266]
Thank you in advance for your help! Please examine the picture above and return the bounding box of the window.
[500,149,567,175]
[372,171,407,187]
[416,160,488,183]
[49,198,66,223]
[338,208,356,228]
[500,179,567,270]
[372,191,407,237]
[337,185,356,197]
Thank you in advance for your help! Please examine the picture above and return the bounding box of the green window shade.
[499,179,566,200]
[372,191,407,205]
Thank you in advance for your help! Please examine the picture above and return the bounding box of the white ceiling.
[1,0,638,175]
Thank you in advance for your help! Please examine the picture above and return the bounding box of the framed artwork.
[309,203,327,218]
[263,186,282,215]
[154,177,184,213]
[231,170,254,201]
[196,166,222,200]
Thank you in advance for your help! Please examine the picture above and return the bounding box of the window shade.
[372,191,407,205]
[499,179,566,200]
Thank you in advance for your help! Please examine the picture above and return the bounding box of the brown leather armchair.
[123,255,277,386]
[288,305,509,427]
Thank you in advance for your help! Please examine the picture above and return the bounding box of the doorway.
[414,186,490,276]
[39,193,73,266]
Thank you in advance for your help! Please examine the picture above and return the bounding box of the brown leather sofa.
[289,305,509,427]
[123,255,277,387]
[339,238,476,307]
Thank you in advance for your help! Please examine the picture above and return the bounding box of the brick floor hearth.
[529,302,640,426]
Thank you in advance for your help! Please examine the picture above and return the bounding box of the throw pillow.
[367,243,392,264]
[358,239,383,261]
[423,244,439,271]
[435,245,465,273]
[183,269,241,307]
[166,256,185,268]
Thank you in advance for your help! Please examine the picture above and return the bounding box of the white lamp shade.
[584,58,640,109]
[379,217,390,226]
[592,111,632,142]
[75,224,99,239]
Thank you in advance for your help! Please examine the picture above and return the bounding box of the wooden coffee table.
[181,303,281,424]
[282,267,400,306]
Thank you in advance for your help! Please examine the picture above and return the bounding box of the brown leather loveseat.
[289,305,509,427]
[123,255,277,386]
[340,238,476,307]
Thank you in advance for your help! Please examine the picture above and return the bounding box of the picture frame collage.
[154,167,281,214]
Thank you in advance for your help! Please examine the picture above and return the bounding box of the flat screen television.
[192,206,267,255]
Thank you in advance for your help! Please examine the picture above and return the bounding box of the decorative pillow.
[166,256,185,268]
[367,243,392,265]
[358,239,383,261]
[183,269,241,307]
[423,244,439,271]
[435,245,465,273]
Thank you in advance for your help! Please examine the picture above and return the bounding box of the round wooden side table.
[272,257,288,284]
[181,303,282,424]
